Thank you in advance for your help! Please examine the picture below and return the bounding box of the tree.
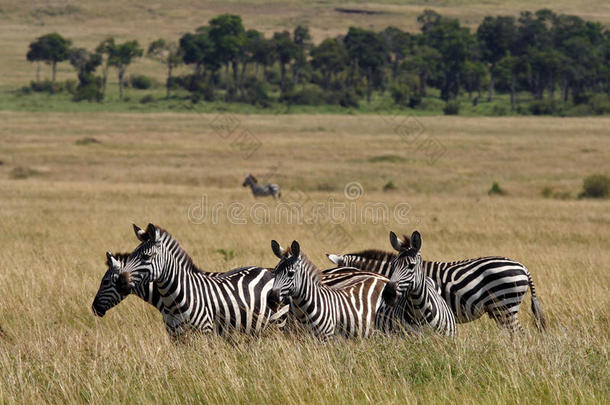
[344,27,388,102]
[462,60,488,98]
[292,25,312,86]
[477,16,517,101]
[26,33,71,82]
[403,43,441,97]
[179,28,217,76]
[495,53,526,111]
[422,16,473,100]
[209,14,245,100]
[273,31,298,94]
[69,48,103,102]
[95,38,115,97]
[148,39,183,98]
[380,26,412,80]
[108,40,143,100]
[310,38,348,89]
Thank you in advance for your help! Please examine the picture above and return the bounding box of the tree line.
[25,9,610,114]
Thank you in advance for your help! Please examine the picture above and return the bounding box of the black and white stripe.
[378,232,456,336]
[243,174,281,199]
[118,224,288,337]
[327,234,546,332]
[269,240,388,339]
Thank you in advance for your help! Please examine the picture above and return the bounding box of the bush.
[589,94,610,115]
[491,105,508,116]
[75,137,100,145]
[129,75,152,90]
[327,88,359,108]
[140,95,155,104]
[10,166,40,179]
[579,174,610,199]
[167,76,184,90]
[30,80,63,94]
[64,79,77,95]
[488,182,506,196]
[443,100,460,115]
[242,77,270,107]
[383,181,397,192]
[281,87,326,106]
[527,100,563,116]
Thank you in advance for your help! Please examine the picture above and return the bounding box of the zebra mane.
[281,246,321,282]
[249,174,258,183]
[156,227,203,274]
[346,249,397,261]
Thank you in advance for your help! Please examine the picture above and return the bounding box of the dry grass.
[0,112,608,403]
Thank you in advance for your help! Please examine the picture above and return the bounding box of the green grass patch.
[368,154,408,164]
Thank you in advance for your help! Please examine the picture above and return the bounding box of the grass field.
[0,111,608,403]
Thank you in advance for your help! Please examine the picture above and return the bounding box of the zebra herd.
[92,223,546,340]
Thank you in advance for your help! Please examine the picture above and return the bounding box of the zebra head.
[121,223,164,290]
[91,252,132,317]
[382,231,423,306]
[242,174,257,187]
[269,240,302,307]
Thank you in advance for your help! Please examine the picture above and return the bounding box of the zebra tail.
[527,271,547,331]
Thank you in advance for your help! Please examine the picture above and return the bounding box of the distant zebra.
[269,240,388,339]
[115,224,288,337]
[327,235,546,332]
[379,231,456,337]
[243,174,281,199]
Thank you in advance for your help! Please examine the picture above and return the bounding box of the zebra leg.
[488,309,523,333]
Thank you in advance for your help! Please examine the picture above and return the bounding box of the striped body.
[120,224,288,337]
[243,174,281,199]
[270,241,387,339]
[328,243,546,332]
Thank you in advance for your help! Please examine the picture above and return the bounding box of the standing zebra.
[379,231,456,337]
[269,240,388,339]
[327,234,546,332]
[115,224,288,337]
[243,174,281,199]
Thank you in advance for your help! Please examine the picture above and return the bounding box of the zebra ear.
[290,240,300,258]
[326,254,341,265]
[389,231,404,252]
[271,240,284,258]
[145,223,158,242]
[133,224,149,242]
[106,252,121,270]
[410,231,422,252]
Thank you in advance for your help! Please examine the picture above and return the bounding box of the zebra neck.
[134,282,165,313]
[406,272,427,305]
[292,257,321,306]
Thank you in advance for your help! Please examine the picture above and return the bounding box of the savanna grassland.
[0,1,609,403]
[0,112,609,403]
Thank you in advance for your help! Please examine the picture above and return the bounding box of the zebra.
[269,240,388,339]
[379,231,457,337]
[326,234,547,332]
[243,174,281,199]
[114,223,288,337]
[92,249,223,320]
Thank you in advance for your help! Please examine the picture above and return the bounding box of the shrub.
[130,74,152,90]
[215,249,235,262]
[167,76,184,90]
[10,166,40,179]
[140,95,155,104]
[527,100,563,116]
[443,100,460,115]
[488,182,506,196]
[579,174,610,199]
[541,187,553,198]
[281,87,326,106]
[242,77,270,107]
[64,79,77,94]
[30,80,63,94]
[73,82,103,102]
[589,94,610,115]
[383,181,397,192]
[75,137,100,145]
[491,105,508,116]
[333,88,359,108]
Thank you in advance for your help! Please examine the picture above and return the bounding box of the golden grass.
[0,112,608,403]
